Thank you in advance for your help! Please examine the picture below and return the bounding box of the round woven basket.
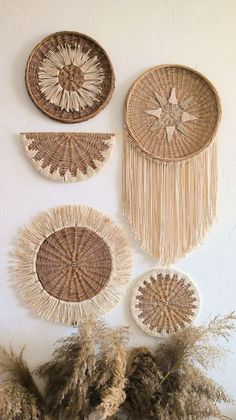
[131,269,200,337]
[21,132,115,182]
[13,206,132,324]
[25,31,115,123]
[125,65,221,161]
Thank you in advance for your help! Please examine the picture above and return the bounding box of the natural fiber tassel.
[123,65,221,265]
[123,132,217,265]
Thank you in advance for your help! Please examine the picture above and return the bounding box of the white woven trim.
[21,133,115,183]
[13,205,132,325]
[130,268,200,339]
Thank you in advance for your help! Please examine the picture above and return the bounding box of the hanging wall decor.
[131,268,200,337]
[21,132,115,182]
[123,65,221,265]
[13,206,131,324]
[25,31,115,123]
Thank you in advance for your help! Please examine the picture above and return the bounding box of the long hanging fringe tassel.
[123,131,217,265]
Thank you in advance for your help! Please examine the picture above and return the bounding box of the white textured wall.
[1,0,236,416]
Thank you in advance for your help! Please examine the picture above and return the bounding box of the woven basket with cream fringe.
[131,268,200,338]
[13,206,131,325]
[25,31,115,123]
[123,65,221,265]
[21,132,115,182]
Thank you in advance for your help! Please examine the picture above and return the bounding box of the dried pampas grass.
[0,347,47,420]
[0,314,234,419]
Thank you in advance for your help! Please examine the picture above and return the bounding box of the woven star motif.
[145,87,198,143]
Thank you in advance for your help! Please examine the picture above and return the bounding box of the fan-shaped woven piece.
[21,132,115,182]
[25,31,115,123]
[123,65,221,265]
[13,206,132,324]
[131,269,200,338]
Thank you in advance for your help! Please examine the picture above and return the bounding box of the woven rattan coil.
[21,132,115,182]
[131,269,200,337]
[25,31,115,123]
[125,65,220,161]
[13,206,132,324]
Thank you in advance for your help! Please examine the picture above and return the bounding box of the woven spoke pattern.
[126,65,220,161]
[25,31,115,123]
[131,269,200,337]
[22,132,115,182]
[13,205,132,324]
[36,227,112,302]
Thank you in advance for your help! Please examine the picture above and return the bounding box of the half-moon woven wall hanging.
[13,206,132,325]
[25,31,115,123]
[21,132,115,182]
[131,269,200,338]
[123,65,221,265]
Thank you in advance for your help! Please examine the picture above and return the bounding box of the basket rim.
[25,30,115,124]
[130,268,200,338]
[125,64,221,162]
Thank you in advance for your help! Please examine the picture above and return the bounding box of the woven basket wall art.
[131,269,200,338]
[13,206,131,324]
[123,65,221,265]
[25,31,115,123]
[21,132,115,182]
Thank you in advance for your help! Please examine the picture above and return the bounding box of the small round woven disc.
[25,31,115,123]
[126,65,221,161]
[14,206,131,324]
[131,269,200,337]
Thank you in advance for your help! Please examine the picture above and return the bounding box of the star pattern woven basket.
[25,31,115,123]
[123,65,221,265]
[131,268,200,337]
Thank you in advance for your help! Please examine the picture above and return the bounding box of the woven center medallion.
[58,65,85,91]
[131,269,200,337]
[36,227,112,302]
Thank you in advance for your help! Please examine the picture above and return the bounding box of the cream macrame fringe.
[13,206,132,325]
[123,131,217,265]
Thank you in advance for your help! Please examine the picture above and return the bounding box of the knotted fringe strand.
[122,131,217,265]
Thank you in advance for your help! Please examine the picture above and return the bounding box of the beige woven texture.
[123,65,221,265]
[13,206,132,325]
[21,132,115,182]
[131,269,200,338]
[25,31,115,123]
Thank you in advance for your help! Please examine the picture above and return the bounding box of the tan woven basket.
[125,65,221,161]
[13,206,132,324]
[123,65,221,265]
[25,31,115,123]
[21,132,115,182]
[131,269,200,337]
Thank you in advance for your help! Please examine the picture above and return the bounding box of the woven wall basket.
[21,132,115,182]
[123,65,221,265]
[25,31,115,123]
[131,269,200,338]
[13,206,131,325]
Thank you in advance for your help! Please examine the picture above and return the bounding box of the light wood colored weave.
[125,65,220,161]
[25,31,115,123]
[36,227,112,302]
[131,269,200,337]
[21,132,115,182]
[13,206,132,325]
[123,65,221,265]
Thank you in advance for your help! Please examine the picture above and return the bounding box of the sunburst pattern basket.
[25,31,115,123]
[13,206,132,324]
[123,65,221,265]
[21,132,115,182]
[125,65,220,161]
[131,269,200,337]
